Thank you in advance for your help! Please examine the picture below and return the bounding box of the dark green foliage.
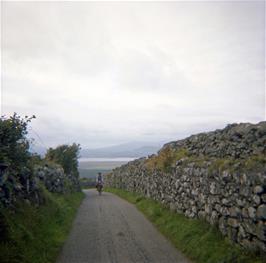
[0,114,41,206]
[0,113,36,171]
[107,188,264,263]
[0,113,84,262]
[45,144,81,176]
[29,153,43,167]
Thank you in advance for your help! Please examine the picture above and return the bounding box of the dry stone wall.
[34,164,80,193]
[0,163,80,207]
[105,122,266,253]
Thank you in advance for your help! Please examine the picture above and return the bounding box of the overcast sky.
[1,1,265,149]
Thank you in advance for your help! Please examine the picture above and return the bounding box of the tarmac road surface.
[56,189,190,263]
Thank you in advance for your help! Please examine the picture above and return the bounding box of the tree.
[0,113,36,171]
[45,143,81,176]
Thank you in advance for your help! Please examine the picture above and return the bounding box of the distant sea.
[78,157,137,179]
[79,157,137,162]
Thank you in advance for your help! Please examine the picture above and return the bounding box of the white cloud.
[1,1,265,148]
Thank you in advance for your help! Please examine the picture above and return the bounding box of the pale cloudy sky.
[1,1,265,149]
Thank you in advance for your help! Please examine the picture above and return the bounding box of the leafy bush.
[45,144,81,176]
[0,113,36,171]
[0,113,84,262]
[0,114,41,205]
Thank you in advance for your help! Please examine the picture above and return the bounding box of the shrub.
[0,113,35,171]
[45,144,81,176]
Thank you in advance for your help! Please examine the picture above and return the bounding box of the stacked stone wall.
[34,164,80,193]
[105,122,266,252]
[0,164,81,207]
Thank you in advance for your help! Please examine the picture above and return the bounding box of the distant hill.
[80,141,162,158]
[29,141,163,158]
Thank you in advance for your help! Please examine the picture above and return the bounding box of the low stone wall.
[34,164,80,193]
[0,164,80,207]
[105,122,266,253]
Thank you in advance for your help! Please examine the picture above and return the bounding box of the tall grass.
[0,189,85,263]
[107,188,264,263]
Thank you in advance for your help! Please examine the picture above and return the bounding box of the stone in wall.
[34,164,81,193]
[162,121,266,159]
[0,163,81,207]
[105,122,266,253]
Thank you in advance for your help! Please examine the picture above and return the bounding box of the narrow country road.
[56,189,190,263]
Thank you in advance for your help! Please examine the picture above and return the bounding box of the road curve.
[57,189,190,263]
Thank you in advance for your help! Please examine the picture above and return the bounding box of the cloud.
[1,1,265,148]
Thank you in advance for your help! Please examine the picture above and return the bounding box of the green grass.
[0,189,85,263]
[106,188,264,263]
[145,147,189,173]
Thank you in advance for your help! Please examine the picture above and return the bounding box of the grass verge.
[0,189,85,263]
[106,188,264,263]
